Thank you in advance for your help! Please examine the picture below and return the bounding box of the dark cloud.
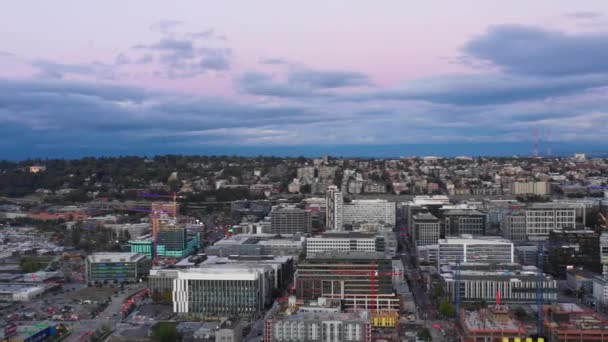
[238,68,372,99]
[355,73,608,105]
[287,69,371,88]
[259,58,290,65]
[150,20,184,33]
[187,29,215,40]
[199,48,231,71]
[30,60,115,79]
[238,72,319,98]
[464,25,608,76]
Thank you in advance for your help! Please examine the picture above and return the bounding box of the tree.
[417,328,432,341]
[438,300,456,318]
[431,284,444,300]
[151,322,180,342]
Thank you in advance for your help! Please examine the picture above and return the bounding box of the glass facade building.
[85,253,151,284]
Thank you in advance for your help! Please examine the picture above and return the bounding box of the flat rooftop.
[87,252,146,263]
[439,235,512,245]
[306,250,389,260]
[0,283,45,294]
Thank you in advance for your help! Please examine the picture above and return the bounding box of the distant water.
[3,142,607,161]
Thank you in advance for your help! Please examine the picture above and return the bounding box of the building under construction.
[148,201,200,258]
[459,306,527,342]
[295,251,400,312]
[543,303,608,342]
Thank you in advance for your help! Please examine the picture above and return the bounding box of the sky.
[2,1,608,159]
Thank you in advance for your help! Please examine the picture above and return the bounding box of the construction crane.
[331,262,403,311]
[537,242,545,339]
[599,213,608,230]
[455,258,461,317]
[137,192,184,263]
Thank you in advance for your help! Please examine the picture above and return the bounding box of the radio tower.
[533,128,539,157]
[547,128,552,157]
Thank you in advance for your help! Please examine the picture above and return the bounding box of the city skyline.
[2,1,608,159]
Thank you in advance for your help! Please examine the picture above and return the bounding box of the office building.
[149,269,179,303]
[525,203,578,237]
[412,213,440,247]
[85,252,151,285]
[441,263,557,304]
[264,298,372,342]
[442,209,487,236]
[326,186,344,230]
[601,233,608,278]
[129,234,154,259]
[173,265,274,319]
[295,251,400,311]
[343,199,396,227]
[501,212,527,242]
[437,235,514,268]
[201,255,294,289]
[306,232,384,257]
[269,206,312,235]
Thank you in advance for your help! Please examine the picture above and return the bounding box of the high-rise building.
[437,235,514,268]
[269,206,312,235]
[412,213,440,247]
[326,186,344,230]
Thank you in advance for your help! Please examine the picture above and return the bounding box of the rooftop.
[462,308,524,334]
[86,252,147,263]
[442,209,485,216]
[306,250,389,260]
[439,235,512,245]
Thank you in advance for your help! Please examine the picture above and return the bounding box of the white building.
[593,276,608,309]
[343,199,396,227]
[264,300,371,342]
[326,186,344,230]
[437,235,514,268]
[306,233,379,256]
[173,265,274,319]
[0,284,46,302]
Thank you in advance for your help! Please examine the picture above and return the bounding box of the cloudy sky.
[2,1,608,159]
